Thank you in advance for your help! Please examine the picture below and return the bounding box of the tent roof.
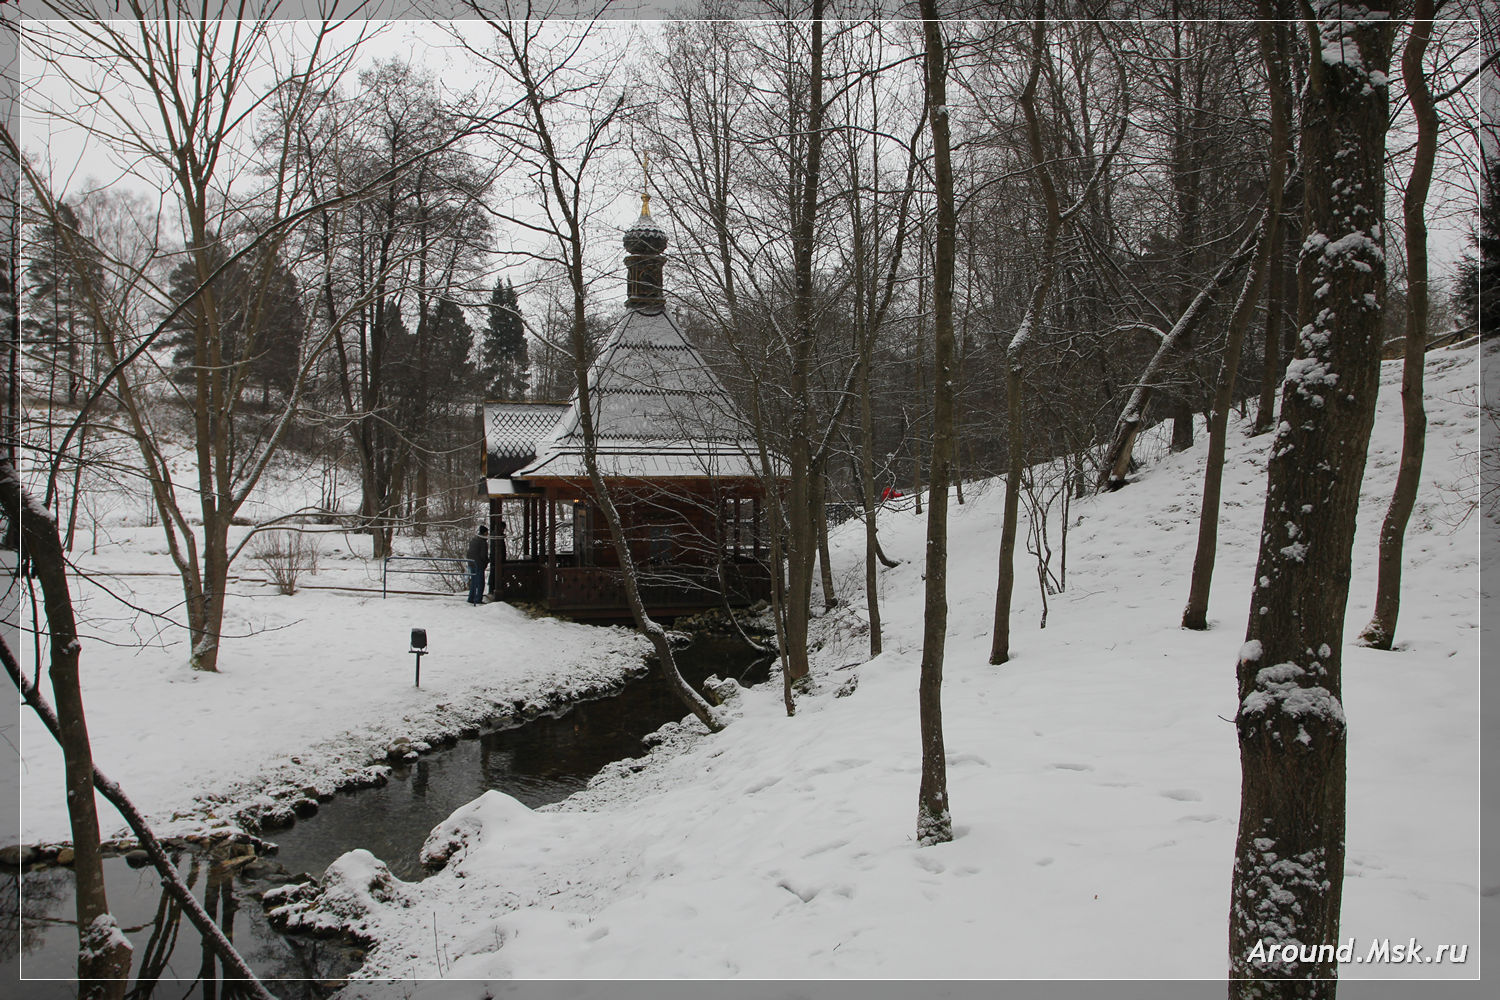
[515,308,772,482]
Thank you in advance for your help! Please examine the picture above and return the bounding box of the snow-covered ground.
[267,344,1480,986]
[5,343,1484,985]
[8,526,649,844]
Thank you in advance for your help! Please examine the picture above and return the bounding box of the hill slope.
[303,344,1481,985]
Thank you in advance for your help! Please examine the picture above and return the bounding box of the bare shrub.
[414,517,477,592]
[252,530,320,595]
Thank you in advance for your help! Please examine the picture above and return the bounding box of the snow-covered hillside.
[5,343,1482,984]
[255,344,1481,986]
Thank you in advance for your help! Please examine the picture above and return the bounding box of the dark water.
[4,634,771,998]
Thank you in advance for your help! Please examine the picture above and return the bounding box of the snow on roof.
[519,440,765,480]
[485,402,570,478]
[517,309,774,482]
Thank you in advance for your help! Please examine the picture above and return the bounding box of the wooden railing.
[495,560,771,615]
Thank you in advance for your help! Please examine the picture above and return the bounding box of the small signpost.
[410,628,428,687]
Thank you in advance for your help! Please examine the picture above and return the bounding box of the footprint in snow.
[802,838,850,859]
[946,752,990,767]
[912,853,946,875]
[1177,813,1220,823]
[777,879,820,903]
[1160,788,1203,802]
[1049,762,1093,772]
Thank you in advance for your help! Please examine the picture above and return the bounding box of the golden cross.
[641,151,651,215]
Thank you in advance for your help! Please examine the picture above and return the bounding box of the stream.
[3,632,771,997]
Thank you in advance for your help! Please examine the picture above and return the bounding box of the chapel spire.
[623,152,668,313]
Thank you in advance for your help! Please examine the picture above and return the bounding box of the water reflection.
[6,846,355,999]
[9,633,770,996]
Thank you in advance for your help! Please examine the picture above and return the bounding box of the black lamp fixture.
[410,628,428,687]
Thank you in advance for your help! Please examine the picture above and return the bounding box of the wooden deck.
[493,560,771,618]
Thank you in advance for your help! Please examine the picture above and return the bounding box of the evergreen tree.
[428,296,479,399]
[161,237,307,407]
[480,278,529,400]
[1479,155,1499,339]
[22,201,101,406]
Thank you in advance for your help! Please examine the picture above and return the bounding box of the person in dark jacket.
[466,525,489,605]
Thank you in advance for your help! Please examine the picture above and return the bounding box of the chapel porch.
[486,487,772,619]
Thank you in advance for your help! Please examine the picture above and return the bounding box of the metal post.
[410,627,428,686]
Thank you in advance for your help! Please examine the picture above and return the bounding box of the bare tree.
[839,23,925,659]
[1359,4,1438,649]
[19,8,373,671]
[1228,4,1395,992]
[991,12,1124,665]
[915,0,954,848]
[642,11,871,693]
[0,460,130,994]
[466,7,723,731]
[301,58,494,558]
[1182,5,1291,631]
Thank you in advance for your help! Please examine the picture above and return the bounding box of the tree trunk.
[992,16,1070,666]
[0,461,133,995]
[1229,8,1393,994]
[1360,5,1435,651]
[916,2,954,847]
[1254,21,1294,439]
[815,474,837,611]
[782,8,826,686]
[1168,15,1201,457]
[1183,8,1290,631]
[189,517,232,673]
[784,442,816,683]
[991,362,1024,665]
[1098,228,1258,491]
[1253,222,1286,436]
[858,324,883,657]
[414,456,429,537]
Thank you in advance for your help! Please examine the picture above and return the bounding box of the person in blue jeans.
[466,525,489,604]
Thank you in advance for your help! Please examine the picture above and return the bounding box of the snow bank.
[420,790,538,871]
[265,848,414,939]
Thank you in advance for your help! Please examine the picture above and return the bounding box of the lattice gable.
[485,402,569,460]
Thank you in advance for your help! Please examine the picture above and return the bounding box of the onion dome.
[623,194,669,255]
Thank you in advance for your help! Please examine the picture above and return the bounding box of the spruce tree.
[22,201,101,406]
[160,238,307,407]
[480,278,529,400]
[428,296,480,399]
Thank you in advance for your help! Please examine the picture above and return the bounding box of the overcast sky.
[18,14,1487,325]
